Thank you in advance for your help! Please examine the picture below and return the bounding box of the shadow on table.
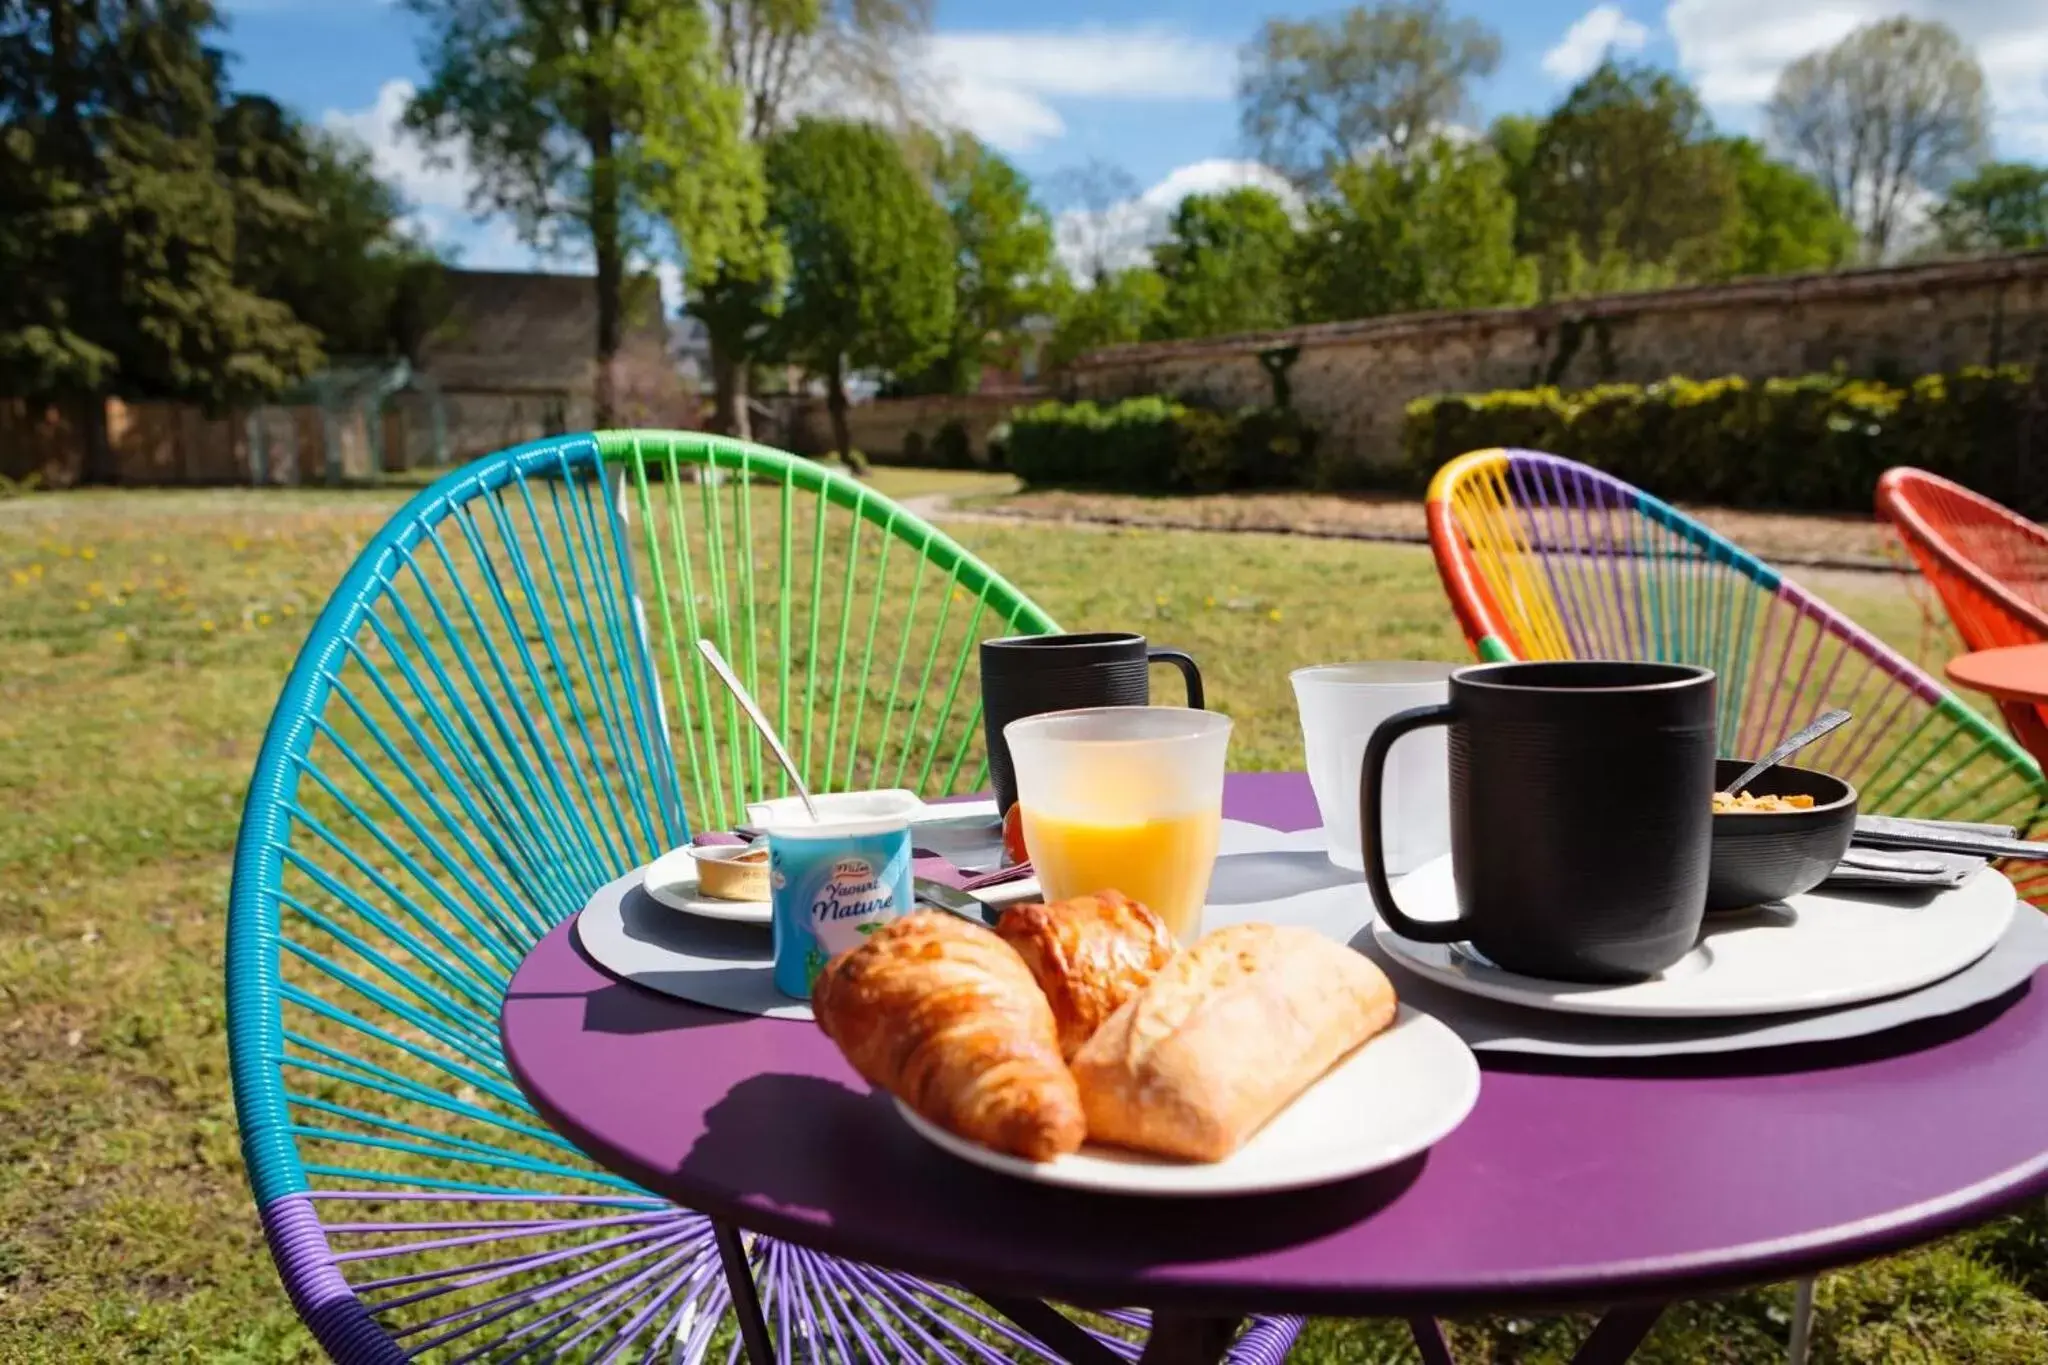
[676,1071,1423,1273]
[1207,850,1355,905]
[551,930,777,1037]
[1477,983,2031,1081]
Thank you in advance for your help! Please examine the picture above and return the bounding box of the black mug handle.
[1146,647,1204,710]
[1360,703,1472,944]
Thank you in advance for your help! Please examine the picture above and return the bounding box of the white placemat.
[574,817,1321,1021]
[574,817,2042,1054]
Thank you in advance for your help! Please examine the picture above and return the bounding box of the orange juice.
[1020,806,1222,943]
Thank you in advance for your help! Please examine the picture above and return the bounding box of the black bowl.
[1708,758,1858,913]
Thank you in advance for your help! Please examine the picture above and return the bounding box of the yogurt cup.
[764,793,918,999]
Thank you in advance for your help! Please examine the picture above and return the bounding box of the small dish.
[690,842,770,902]
[642,847,771,924]
[1709,758,1857,913]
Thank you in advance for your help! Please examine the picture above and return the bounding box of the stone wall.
[779,389,1045,462]
[1062,252,2048,486]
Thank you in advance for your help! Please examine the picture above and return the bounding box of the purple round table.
[503,772,2048,1364]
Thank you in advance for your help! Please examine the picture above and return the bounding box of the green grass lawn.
[1,469,2042,1363]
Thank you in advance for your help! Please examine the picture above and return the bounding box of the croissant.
[996,892,1176,1059]
[811,910,1086,1161]
[1072,922,1398,1162]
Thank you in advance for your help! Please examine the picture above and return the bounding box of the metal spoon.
[1720,708,1854,794]
[694,638,820,823]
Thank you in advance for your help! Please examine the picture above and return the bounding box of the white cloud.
[1054,159,1300,279]
[922,25,1237,154]
[1666,0,2048,156]
[324,79,569,277]
[1543,6,1652,83]
[323,79,473,216]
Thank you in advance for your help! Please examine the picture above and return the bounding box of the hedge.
[1402,366,2043,515]
[1007,397,1316,493]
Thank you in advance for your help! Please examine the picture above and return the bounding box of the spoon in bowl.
[1720,708,1854,795]
[695,638,821,823]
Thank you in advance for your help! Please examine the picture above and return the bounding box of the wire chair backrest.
[1876,466,2048,758]
[1426,448,2048,857]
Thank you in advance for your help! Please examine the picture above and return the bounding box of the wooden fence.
[1,398,407,488]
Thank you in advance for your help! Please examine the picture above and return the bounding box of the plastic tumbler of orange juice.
[1004,707,1233,943]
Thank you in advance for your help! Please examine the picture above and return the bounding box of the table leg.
[1407,1304,1665,1365]
[1571,1304,1663,1364]
[711,1221,774,1365]
[1409,1316,1457,1365]
[1135,1312,1245,1365]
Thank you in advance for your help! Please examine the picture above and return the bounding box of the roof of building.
[414,268,669,395]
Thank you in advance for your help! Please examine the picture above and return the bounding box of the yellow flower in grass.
[79,547,96,561]
[1204,596,1216,608]
[1267,608,1283,622]
[75,600,91,612]
[256,613,274,627]
[113,630,129,645]
[200,620,216,634]
[281,603,298,617]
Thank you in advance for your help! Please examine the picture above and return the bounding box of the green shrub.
[1402,366,2039,513]
[1007,397,1319,492]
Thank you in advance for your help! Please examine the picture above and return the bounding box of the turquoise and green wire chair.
[226,430,1302,1362]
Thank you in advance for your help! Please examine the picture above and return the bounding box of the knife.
[1853,814,2048,862]
[913,877,996,925]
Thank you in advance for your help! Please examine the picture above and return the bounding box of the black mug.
[980,632,1204,814]
[1360,660,1717,982]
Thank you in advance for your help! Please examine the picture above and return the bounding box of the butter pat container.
[765,794,918,999]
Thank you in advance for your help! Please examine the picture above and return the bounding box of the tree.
[1149,187,1297,340]
[1766,17,1988,258]
[217,97,442,358]
[1719,137,1857,277]
[900,133,1057,393]
[1043,268,1166,371]
[764,118,953,464]
[1931,162,2048,253]
[1239,1,1501,189]
[0,0,319,442]
[617,5,780,434]
[405,0,758,423]
[712,0,931,143]
[1046,157,1143,285]
[1292,135,1532,322]
[682,0,931,439]
[1518,61,1739,293]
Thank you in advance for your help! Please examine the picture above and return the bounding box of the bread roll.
[812,911,1085,1161]
[1070,922,1397,1161]
[995,891,1176,1059]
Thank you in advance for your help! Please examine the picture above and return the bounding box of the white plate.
[893,1005,1479,1196]
[641,847,772,924]
[1373,855,2016,1019]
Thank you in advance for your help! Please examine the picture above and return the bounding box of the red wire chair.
[1874,468,2048,763]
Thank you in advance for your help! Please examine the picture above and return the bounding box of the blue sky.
[217,0,2048,284]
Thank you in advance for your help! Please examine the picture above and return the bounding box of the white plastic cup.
[1004,706,1232,944]
[1292,662,1457,874]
